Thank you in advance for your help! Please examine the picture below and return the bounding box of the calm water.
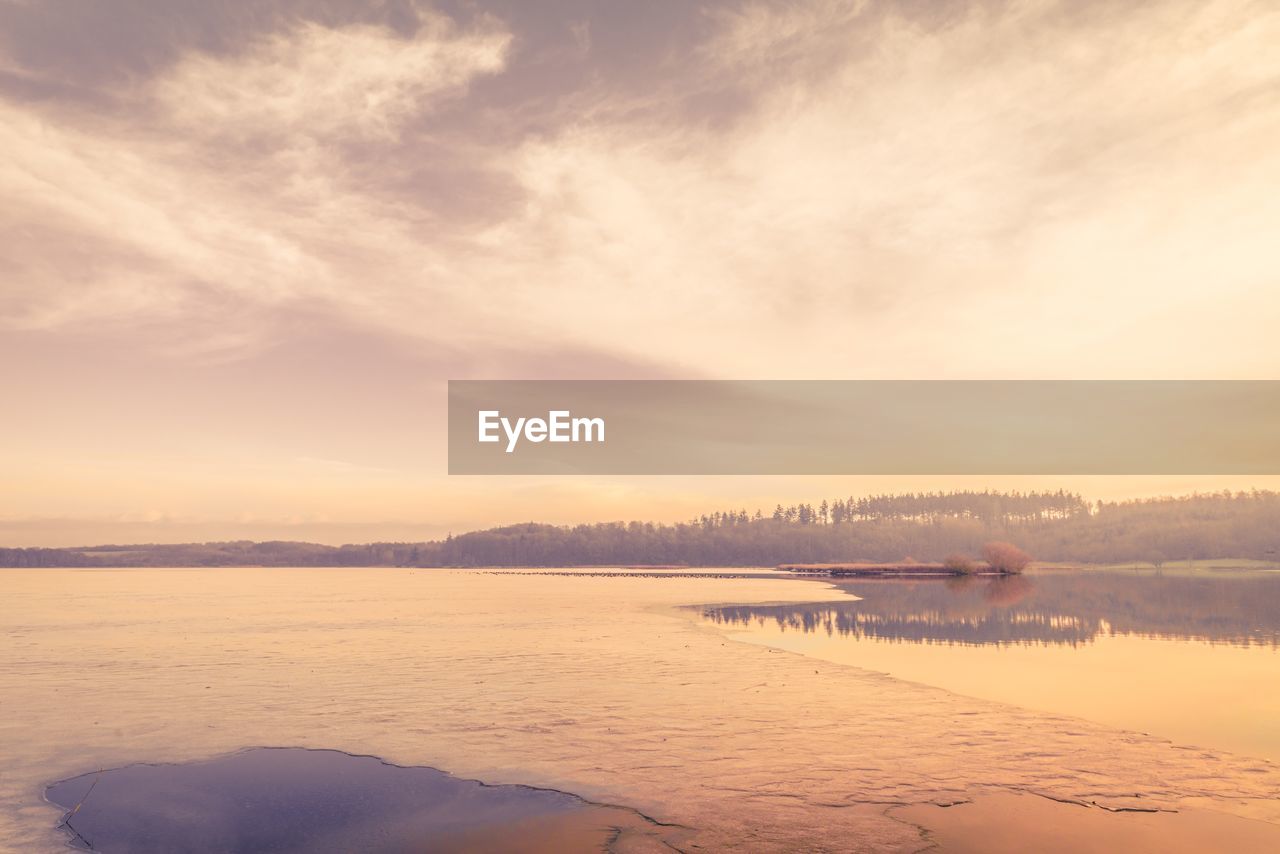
[701,570,1280,760]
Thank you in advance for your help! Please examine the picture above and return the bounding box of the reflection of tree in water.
[982,575,1033,607]
[703,573,1280,648]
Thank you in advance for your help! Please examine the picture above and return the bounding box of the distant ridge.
[3,490,1277,568]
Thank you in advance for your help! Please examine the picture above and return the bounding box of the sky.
[3,0,1280,546]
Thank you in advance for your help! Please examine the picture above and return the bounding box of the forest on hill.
[2,490,1277,568]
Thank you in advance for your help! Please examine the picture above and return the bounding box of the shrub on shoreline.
[982,541,1032,574]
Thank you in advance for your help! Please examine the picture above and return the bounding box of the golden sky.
[3,1,1280,546]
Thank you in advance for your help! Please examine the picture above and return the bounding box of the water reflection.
[700,571,1280,759]
[704,571,1280,648]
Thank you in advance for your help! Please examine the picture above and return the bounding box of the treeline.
[2,490,1277,568]
[431,490,1277,567]
[762,490,1089,525]
[0,540,412,568]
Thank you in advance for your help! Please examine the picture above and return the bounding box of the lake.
[700,569,1280,762]
[3,568,1280,852]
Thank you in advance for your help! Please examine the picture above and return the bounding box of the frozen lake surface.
[4,568,1280,852]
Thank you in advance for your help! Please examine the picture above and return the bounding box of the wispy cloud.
[3,0,1280,540]
[1,9,511,355]
[153,13,509,143]
[3,0,1279,375]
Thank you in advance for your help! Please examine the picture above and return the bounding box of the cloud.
[474,0,1280,377]
[6,0,1280,541]
[1,0,1279,382]
[153,12,509,143]
[0,9,512,354]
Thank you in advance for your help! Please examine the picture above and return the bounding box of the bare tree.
[982,541,1032,574]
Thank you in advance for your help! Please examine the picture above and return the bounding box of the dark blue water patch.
[46,747,681,853]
